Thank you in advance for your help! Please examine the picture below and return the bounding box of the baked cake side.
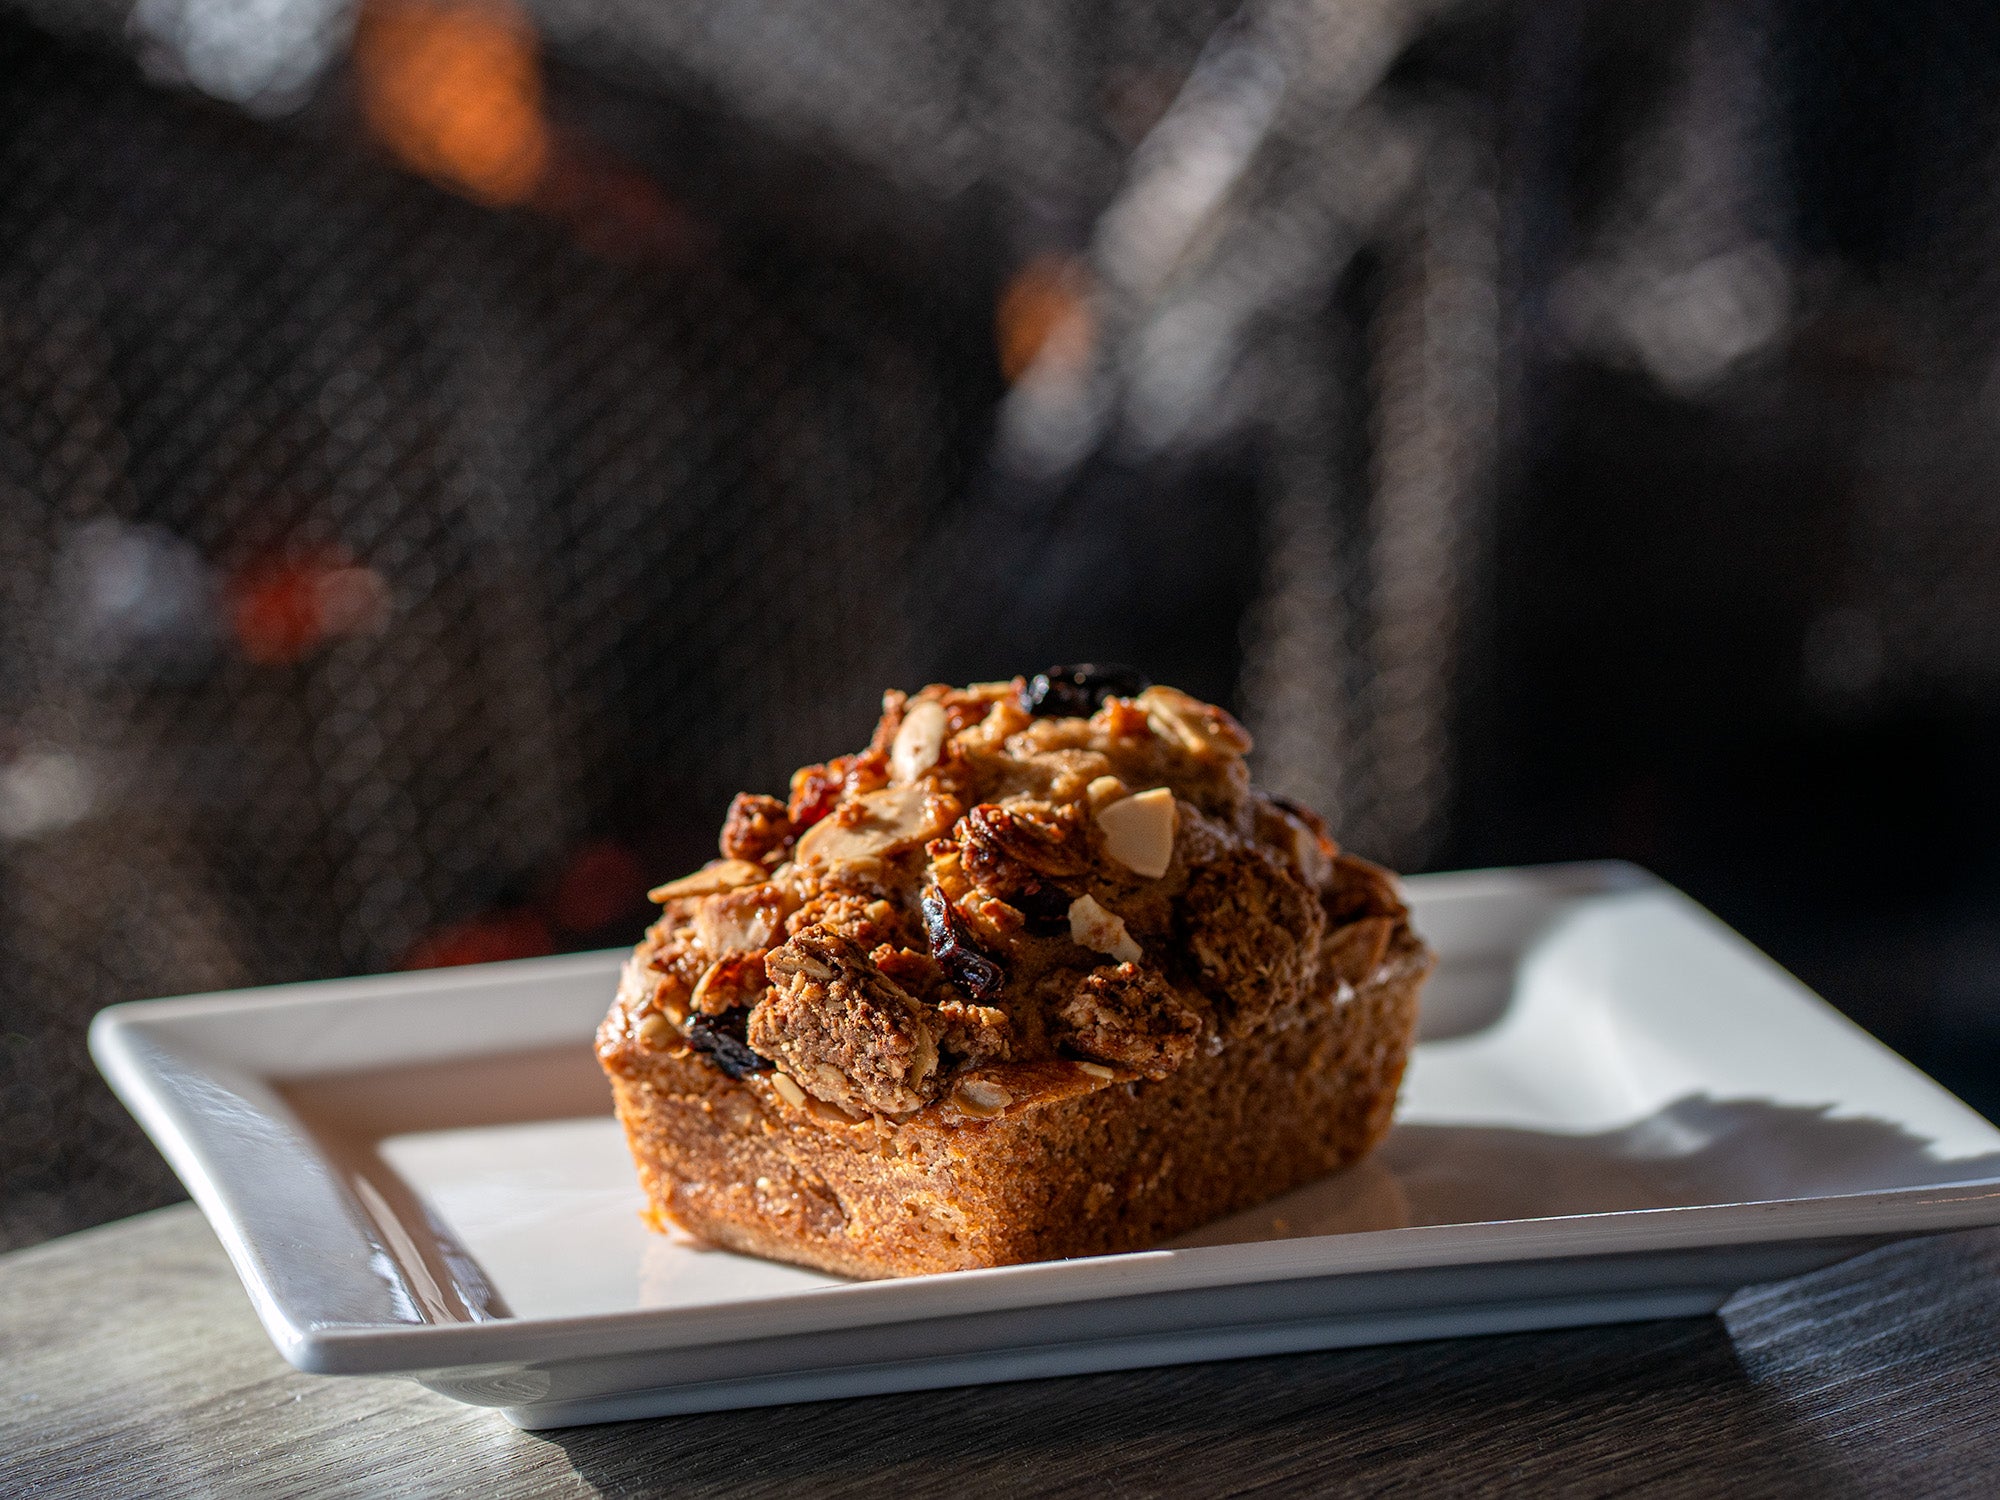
[598,673,1432,1278]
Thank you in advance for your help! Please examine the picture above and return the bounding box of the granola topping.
[612,676,1412,1118]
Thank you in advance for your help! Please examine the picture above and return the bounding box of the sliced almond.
[1325,914,1394,987]
[695,892,783,955]
[1096,786,1176,878]
[889,699,949,783]
[636,1012,675,1049]
[952,1078,1013,1118]
[771,1072,807,1108]
[688,962,725,1011]
[648,858,765,903]
[1084,774,1129,811]
[784,951,835,983]
[793,783,931,865]
[1068,893,1142,964]
[1144,709,1202,754]
[1134,685,1253,758]
[806,1093,866,1125]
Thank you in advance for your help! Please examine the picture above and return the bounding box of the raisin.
[920,884,1006,1002]
[1020,663,1151,718]
[1012,880,1074,936]
[684,1007,773,1079]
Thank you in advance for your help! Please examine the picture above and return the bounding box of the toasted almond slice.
[1134,685,1253,757]
[1096,786,1176,878]
[1068,893,1142,964]
[648,858,765,903]
[771,1072,807,1107]
[1143,709,1202,754]
[890,699,948,783]
[806,1093,866,1125]
[794,783,931,865]
[695,892,783,956]
[952,1078,1013,1117]
[1084,774,1129,812]
[688,962,723,1012]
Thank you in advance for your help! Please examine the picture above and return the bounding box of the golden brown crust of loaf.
[607,933,1427,1277]
[598,676,1433,1277]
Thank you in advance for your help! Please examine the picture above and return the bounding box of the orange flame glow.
[228,547,391,664]
[995,254,1095,383]
[354,0,550,207]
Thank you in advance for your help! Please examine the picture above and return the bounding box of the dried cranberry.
[1020,664,1151,718]
[684,1008,772,1079]
[920,885,1006,1001]
[788,763,842,828]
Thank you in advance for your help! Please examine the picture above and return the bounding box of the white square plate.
[91,864,2000,1428]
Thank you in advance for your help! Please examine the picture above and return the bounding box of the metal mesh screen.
[7,0,2000,1249]
[0,0,1502,1247]
[0,18,1006,1244]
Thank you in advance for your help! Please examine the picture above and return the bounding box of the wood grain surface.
[4,1204,1998,1498]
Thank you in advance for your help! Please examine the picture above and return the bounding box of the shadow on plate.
[1174,1094,2000,1247]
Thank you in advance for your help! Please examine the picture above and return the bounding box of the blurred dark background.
[5,0,2000,1249]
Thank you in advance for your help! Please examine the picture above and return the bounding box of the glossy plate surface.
[91,864,2000,1426]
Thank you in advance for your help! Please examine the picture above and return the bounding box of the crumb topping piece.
[1054,962,1202,1078]
[755,930,941,1115]
[607,675,1411,1119]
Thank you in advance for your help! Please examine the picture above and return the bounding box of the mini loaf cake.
[597,668,1432,1278]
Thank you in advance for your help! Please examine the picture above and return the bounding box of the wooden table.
[4,1204,1998,1497]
